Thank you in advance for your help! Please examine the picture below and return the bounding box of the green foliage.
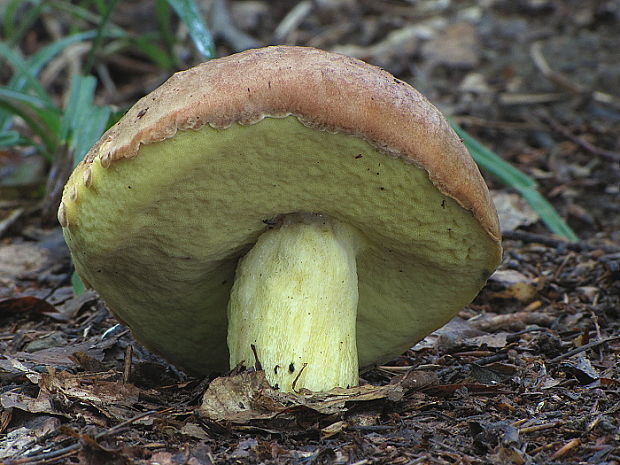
[71,270,86,296]
[0,0,215,166]
[62,75,113,166]
[166,0,216,60]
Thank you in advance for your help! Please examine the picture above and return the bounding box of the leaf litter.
[2,0,620,463]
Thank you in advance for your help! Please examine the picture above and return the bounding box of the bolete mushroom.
[59,46,501,393]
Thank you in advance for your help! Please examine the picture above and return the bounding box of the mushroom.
[59,46,502,393]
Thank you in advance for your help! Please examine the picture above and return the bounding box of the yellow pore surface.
[62,116,499,375]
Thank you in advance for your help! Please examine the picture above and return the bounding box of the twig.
[273,1,312,42]
[549,335,620,363]
[123,343,133,384]
[5,409,164,465]
[211,0,260,52]
[534,110,620,162]
[498,92,567,105]
[291,362,308,393]
[530,41,620,109]
[250,343,262,371]
[502,230,620,254]
[0,207,23,238]
[518,421,559,434]
[551,438,581,460]
[452,115,539,130]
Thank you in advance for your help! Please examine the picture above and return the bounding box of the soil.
[1,1,619,464]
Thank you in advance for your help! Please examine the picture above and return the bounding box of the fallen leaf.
[321,420,347,439]
[489,270,537,302]
[465,333,511,349]
[0,243,51,297]
[231,438,258,458]
[492,191,539,232]
[423,383,510,397]
[470,312,554,332]
[199,370,404,423]
[0,356,42,384]
[0,296,56,321]
[12,341,106,371]
[0,390,59,416]
[471,363,517,384]
[0,415,60,460]
[420,317,486,352]
[332,24,421,72]
[563,354,599,384]
[422,22,479,68]
[39,370,142,420]
[24,332,66,352]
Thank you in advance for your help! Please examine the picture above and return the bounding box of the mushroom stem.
[227,214,361,392]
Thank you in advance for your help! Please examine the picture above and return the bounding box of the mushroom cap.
[60,46,501,375]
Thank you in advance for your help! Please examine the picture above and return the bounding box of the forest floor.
[1,1,619,464]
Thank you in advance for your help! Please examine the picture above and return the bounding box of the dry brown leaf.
[0,415,60,460]
[0,390,59,416]
[421,22,479,67]
[489,270,537,302]
[492,191,539,233]
[39,370,141,420]
[200,370,404,423]
[321,420,348,439]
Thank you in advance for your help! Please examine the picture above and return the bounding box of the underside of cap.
[60,46,502,376]
[84,45,500,240]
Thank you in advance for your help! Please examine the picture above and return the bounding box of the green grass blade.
[61,74,113,165]
[3,0,39,42]
[167,0,215,60]
[71,271,86,296]
[0,87,55,110]
[155,0,176,62]
[519,189,579,242]
[83,0,120,74]
[61,74,97,140]
[0,43,50,99]
[25,31,101,77]
[133,34,175,70]
[0,31,106,132]
[72,105,111,166]
[449,120,578,242]
[44,0,128,37]
[0,88,61,142]
[0,97,59,157]
[0,130,34,147]
[5,0,45,47]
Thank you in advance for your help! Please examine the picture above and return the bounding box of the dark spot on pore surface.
[289,363,295,373]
